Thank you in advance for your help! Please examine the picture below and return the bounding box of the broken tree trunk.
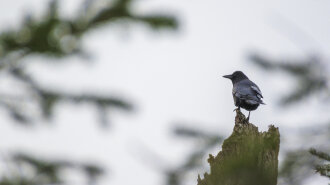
[197,110,280,185]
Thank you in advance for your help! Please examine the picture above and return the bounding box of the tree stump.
[197,110,280,185]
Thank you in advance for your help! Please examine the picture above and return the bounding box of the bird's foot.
[233,107,240,112]
[245,111,251,123]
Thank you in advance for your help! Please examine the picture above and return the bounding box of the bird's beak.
[223,74,232,79]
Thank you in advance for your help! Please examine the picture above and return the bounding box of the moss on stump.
[197,110,280,185]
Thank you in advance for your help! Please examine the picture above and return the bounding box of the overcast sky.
[0,0,329,185]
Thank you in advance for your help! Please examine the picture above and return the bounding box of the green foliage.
[249,54,328,105]
[0,0,178,126]
[279,150,318,185]
[0,0,178,185]
[310,148,330,178]
[0,152,103,185]
[0,0,178,59]
[278,148,330,185]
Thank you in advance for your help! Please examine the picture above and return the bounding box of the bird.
[223,71,265,121]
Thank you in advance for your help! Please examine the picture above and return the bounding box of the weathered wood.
[197,110,280,185]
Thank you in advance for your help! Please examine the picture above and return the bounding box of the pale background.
[0,0,329,185]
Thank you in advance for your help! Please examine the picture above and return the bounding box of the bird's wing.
[233,81,264,104]
[250,84,265,104]
[251,85,263,99]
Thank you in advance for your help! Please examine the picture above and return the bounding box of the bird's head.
[223,71,249,84]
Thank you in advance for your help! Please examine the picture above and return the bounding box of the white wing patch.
[251,85,263,98]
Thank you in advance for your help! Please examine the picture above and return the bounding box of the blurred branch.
[173,125,220,139]
[0,152,104,185]
[249,53,329,105]
[277,122,330,185]
[133,124,222,185]
[0,66,133,126]
[0,0,178,125]
[0,0,178,185]
[165,125,222,185]
[310,148,330,161]
[278,150,317,185]
[279,148,330,185]
[0,0,178,60]
[309,148,330,178]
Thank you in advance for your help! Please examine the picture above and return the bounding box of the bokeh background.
[0,0,329,185]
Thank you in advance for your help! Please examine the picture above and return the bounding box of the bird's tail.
[260,100,266,105]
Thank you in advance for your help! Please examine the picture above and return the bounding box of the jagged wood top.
[197,110,280,185]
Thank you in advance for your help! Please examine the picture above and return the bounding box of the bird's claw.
[233,108,240,112]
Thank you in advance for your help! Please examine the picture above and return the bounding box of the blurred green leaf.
[0,152,104,185]
[0,0,177,125]
[249,53,328,105]
[309,148,330,178]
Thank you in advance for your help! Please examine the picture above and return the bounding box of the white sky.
[0,0,329,185]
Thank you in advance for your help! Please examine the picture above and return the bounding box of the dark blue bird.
[223,71,265,121]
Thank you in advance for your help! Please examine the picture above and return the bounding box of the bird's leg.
[246,111,251,122]
[233,107,240,112]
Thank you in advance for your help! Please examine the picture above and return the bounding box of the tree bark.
[197,110,280,185]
